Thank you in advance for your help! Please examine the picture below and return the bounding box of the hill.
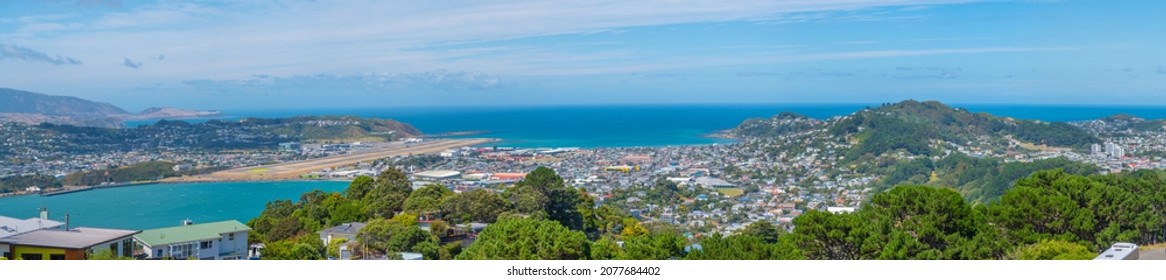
[0,88,223,128]
[126,107,222,120]
[224,116,422,142]
[730,100,1103,202]
[0,88,129,117]
[830,100,1098,159]
[0,88,129,127]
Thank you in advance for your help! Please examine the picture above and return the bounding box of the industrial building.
[412,170,462,180]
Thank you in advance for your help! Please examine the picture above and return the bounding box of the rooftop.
[414,170,461,178]
[0,227,140,249]
[0,215,64,239]
[318,222,366,236]
[134,220,250,247]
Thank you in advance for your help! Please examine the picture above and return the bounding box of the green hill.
[829,100,1098,159]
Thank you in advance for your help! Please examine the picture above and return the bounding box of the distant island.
[122,106,223,121]
[0,88,222,128]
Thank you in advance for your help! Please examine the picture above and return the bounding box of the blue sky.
[1,0,1164,110]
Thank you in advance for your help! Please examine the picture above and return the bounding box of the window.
[110,242,118,255]
[156,249,162,257]
[21,253,42,260]
[170,243,195,259]
[200,241,213,250]
[123,239,133,257]
[49,254,66,260]
[228,233,235,241]
[2,252,10,259]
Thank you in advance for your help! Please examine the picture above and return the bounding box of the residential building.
[318,222,366,245]
[0,212,65,259]
[134,220,250,260]
[1,227,139,260]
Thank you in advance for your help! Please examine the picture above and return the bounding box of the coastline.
[0,138,495,199]
[0,131,743,199]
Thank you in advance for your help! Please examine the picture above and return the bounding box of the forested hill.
[227,116,423,141]
[731,100,1099,157]
[830,100,1098,157]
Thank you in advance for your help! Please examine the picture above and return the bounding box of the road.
[1140,247,1166,260]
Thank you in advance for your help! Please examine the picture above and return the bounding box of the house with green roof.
[134,220,250,260]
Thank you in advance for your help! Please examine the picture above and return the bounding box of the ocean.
[11,103,1166,230]
[0,181,351,230]
[125,103,1166,148]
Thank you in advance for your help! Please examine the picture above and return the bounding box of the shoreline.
[0,134,745,199]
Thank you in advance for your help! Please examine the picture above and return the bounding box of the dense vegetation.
[61,161,180,186]
[868,154,1098,202]
[0,174,61,194]
[828,100,1098,159]
[248,165,1166,260]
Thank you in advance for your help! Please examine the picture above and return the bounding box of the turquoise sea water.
[126,104,1166,148]
[0,181,350,230]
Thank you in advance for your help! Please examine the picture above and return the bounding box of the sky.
[1,0,1165,110]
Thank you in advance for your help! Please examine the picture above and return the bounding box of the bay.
[126,104,1166,148]
[0,181,350,230]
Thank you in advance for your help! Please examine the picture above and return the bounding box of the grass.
[716,188,745,197]
[1140,243,1166,251]
[248,168,270,174]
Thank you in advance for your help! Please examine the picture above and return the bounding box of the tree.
[327,238,348,259]
[621,232,687,260]
[87,249,135,260]
[439,242,463,260]
[403,183,453,217]
[590,236,624,260]
[357,214,433,256]
[737,221,782,244]
[620,218,648,238]
[1012,239,1096,260]
[506,167,585,230]
[457,216,589,260]
[262,236,325,260]
[686,233,804,260]
[345,175,375,200]
[441,189,511,223]
[362,168,414,218]
[429,220,450,237]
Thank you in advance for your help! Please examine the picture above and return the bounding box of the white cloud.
[183,70,504,93]
[1,0,990,78]
[0,42,83,65]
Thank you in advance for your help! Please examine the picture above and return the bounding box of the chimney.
[40,207,48,220]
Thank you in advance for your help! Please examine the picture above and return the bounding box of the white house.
[134,220,250,260]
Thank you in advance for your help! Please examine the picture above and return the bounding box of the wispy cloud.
[0,43,83,65]
[122,57,142,69]
[183,70,504,93]
[1158,66,1166,75]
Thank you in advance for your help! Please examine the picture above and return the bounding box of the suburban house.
[134,220,250,260]
[1,211,65,259]
[318,222,365,245]
[0,227,140,260]
[317,222,365,260]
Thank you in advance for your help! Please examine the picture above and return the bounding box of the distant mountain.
[0,88,221,128]
[0,88,129,117]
